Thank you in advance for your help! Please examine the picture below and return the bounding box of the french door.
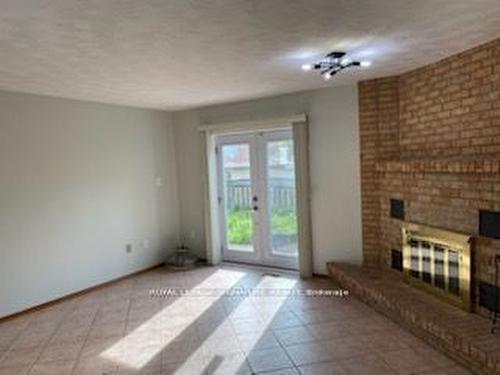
[216,129,298,269]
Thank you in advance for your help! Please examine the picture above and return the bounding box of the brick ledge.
[376,158,500,174]
[327,262,500,374]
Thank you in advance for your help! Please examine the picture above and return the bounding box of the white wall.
[173,85,362,274]
[0,91,179,318]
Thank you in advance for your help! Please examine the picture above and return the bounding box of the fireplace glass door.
[402,222,472,311]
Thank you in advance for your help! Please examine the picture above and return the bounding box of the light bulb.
[324,72,331,80]
[341,58,350,66]
[360,61,372,67]
[301,63,312,71]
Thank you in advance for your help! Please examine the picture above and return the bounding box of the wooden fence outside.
[226,178,295,211]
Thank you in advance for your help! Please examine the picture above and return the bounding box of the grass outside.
[227,207,297,245]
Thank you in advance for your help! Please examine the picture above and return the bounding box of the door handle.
[253,205,259,211]
[252,196,258,202]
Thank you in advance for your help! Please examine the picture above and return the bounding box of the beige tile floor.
[0,264,472,375]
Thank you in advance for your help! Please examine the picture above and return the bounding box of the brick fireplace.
[359,37,500,318]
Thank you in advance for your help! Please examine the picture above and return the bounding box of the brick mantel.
[376,158,500,174]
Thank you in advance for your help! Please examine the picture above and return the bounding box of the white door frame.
[215,128,298,269]
[216,133,260,265]
[199,113,312,277]
[257,129,298,269]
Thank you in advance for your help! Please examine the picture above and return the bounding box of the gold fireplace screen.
[402,222,473,311]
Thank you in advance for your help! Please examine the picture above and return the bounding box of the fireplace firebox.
[402,222,473,311]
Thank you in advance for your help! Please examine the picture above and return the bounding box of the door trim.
[215,128,298,270]
[201,116,311,277]
[257,129,298,270]
[198,114,306,132]
[216,133,260,265]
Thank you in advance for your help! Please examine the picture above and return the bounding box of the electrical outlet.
[126,243,133,253]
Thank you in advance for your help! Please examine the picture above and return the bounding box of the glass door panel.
[265,137,298,258]
[220,141,255,254]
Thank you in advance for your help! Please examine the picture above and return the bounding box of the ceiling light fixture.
[301,51,371,80]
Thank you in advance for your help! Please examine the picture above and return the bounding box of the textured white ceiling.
[0,0,499,110]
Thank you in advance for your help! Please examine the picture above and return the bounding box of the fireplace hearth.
[402,222,473,311]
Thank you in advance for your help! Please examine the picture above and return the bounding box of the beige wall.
[0,91,179,318]
[173,86,362,274]
[0,84,361,317]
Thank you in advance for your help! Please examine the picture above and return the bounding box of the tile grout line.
[282,306,321,373]
[229,286,258,374]
[0,315,35,366]
[267,306,301,374]
[68,282,135,375]
[26,303,75,374]
[118,275,141,374]
[68,300,102,375]
[116,291,134,375]
[271,315,365,374]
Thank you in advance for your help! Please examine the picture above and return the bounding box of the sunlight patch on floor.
[100,269,247,370]
[174,274,297,374]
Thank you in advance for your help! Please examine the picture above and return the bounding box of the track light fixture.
[301,52,371,80]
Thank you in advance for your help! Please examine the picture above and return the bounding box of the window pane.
[266,139,298,256]
[222,144,253,252]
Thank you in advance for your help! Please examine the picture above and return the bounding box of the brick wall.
[358,38,500,316]
[359,77,399,266]
[399,39,500,158]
